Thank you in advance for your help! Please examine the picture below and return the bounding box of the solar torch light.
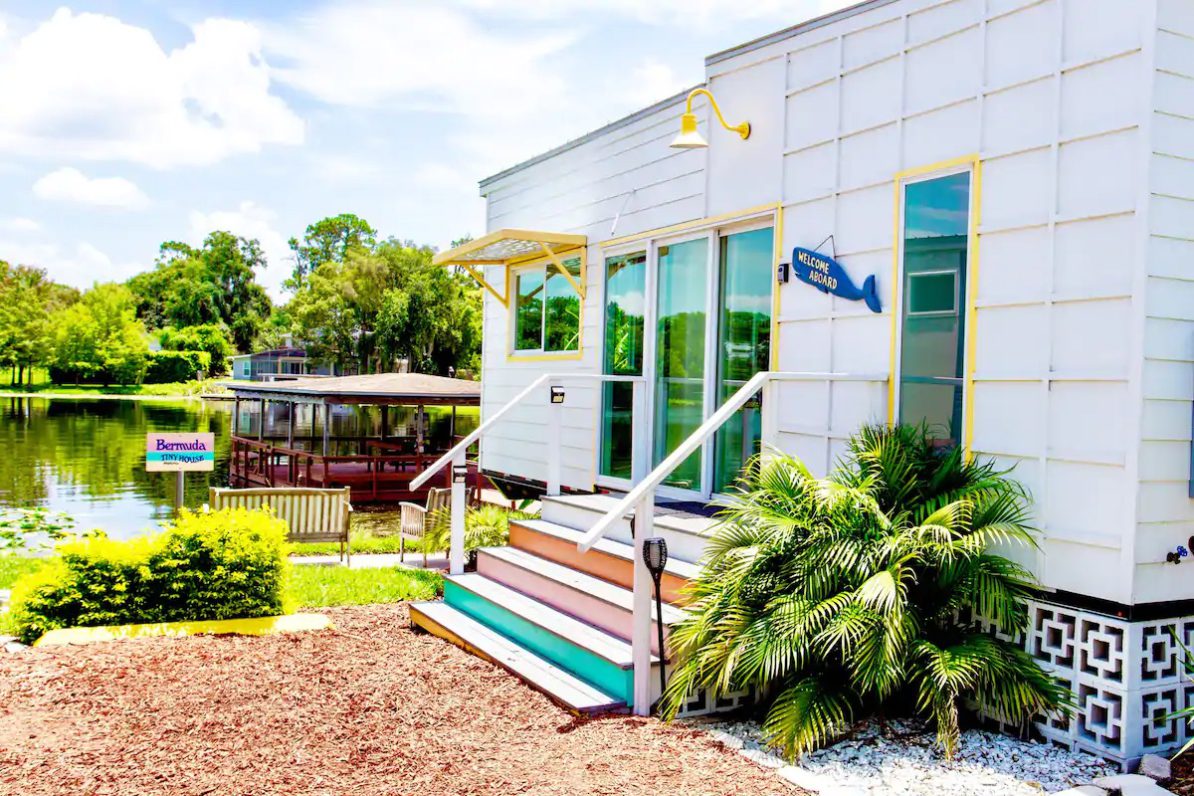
[642,536,669,698]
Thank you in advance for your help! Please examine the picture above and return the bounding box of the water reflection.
[0,397,478,539]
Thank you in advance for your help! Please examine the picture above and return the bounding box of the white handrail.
[411,372,646,490]
[576,370,889,552]
[411,373,548,491]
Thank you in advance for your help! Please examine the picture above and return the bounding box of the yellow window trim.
[506,248,587,361]
[888,154,983,459]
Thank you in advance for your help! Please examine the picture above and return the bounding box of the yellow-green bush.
[8,508,289,644]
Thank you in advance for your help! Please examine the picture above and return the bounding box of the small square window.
[907,271,957,316]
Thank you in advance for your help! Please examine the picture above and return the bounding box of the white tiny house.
[434,0,1194,763]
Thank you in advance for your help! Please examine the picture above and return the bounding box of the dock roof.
[224,373,481,406]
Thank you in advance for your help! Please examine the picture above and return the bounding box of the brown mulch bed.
[1171,753,1194,795]
[0,604,796,796]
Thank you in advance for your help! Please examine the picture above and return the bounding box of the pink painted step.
[476,546,687,656]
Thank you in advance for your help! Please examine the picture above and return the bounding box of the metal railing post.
[546,386,562,496]
[761,375,778,463]
[630,379,648,485]
[631,492,654,716]
[449,450,467,576]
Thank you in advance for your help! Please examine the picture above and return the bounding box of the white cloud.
[0,239,141,286]
[266,3,573,120]
[33,167,148,209]
[0,9,304,168]
[625,60,687,109]
[189,201,291,299]
[0,217,41,233]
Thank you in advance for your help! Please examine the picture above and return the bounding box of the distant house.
[229,346,339,382]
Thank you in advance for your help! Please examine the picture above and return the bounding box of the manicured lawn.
[287,565,441,608]
[291,534,409,557]
[0,377,228,398]
[2,554,440,618]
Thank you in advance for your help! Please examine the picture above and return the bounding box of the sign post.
[146,433,216,515]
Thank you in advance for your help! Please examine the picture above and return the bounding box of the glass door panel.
[599,252,646,479]
[713,227,774,493]
[653,238,709,489]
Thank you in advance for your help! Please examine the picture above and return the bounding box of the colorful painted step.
[476,545,687,655]
[540,493,718,564]
[442,573,661,707]
[409,600,625,714]
[509,518,699,604]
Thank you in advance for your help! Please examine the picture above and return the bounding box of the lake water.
[0,396,478,539]
[0,396,233,538]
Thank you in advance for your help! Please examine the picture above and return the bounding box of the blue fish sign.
[791,247,881,313]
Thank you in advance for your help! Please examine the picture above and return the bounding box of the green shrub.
[660,424,1070,759]
[419,503,534,559]
[145,349,211,383]
[158,324,233,375]
[7,507,289,644]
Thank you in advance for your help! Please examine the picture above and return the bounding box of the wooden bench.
[208,486,353,564]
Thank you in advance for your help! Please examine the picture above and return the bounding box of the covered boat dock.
[224,373,483,503]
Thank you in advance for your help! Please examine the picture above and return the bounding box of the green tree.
[287,213,377,288]
[286,230,482,375]
[0,262,78,384]
[157,323,234,375]
[50,283,147,386]
[127,233,271,352]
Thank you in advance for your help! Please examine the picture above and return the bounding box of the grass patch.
[291,535,409,557]
[1,553,439,636]
[0,379,229,397]
[0,556,45,590]
[287,565,441,608]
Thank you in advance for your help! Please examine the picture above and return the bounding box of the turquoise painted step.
[443,575,652,707]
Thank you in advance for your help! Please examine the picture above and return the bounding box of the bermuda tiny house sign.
[146,433,215,472]
[791,246,882,313]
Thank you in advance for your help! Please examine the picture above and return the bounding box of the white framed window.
[510,255,583,356]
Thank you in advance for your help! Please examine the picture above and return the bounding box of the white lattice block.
[1016,599,1194,764]
[676,686,753,718]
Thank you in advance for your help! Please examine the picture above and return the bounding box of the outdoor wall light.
[669,88,751,149]
[643,536,669,697]
[452,464,469,484]
[550,386,565,404]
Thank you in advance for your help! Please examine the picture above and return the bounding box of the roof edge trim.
[478,83,704,191]
[705,0,900,67]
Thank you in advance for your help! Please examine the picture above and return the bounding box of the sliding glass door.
[713,227,774,493]
[653,238,710,489]
[598,222,774,497]
[599,252,646,480]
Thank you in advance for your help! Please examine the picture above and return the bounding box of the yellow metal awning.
[433,228,587,307]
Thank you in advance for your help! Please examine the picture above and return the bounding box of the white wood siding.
[476,0,1187,606]
[478,99,707,491]
[705,0,1158,604]
[1134,0,1194,603]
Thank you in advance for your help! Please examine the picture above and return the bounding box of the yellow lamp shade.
[669,112,708,149]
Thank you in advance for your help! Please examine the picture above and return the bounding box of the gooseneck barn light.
[642,537,669,698]
[669,88,751,149]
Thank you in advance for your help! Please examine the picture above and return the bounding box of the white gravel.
[691,718,1119,795]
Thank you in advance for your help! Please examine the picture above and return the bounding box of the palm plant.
[659,424,1069,758]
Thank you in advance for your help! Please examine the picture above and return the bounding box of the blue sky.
[0,1,851,298]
